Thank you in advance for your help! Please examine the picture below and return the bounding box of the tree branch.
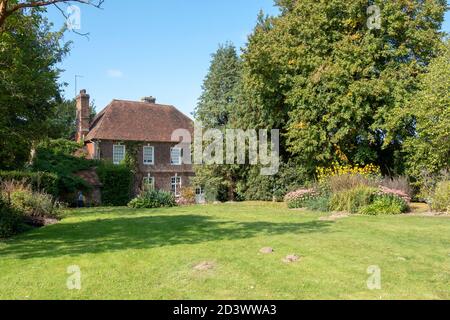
[0,0,104,29]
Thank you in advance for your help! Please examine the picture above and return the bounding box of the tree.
[404,40,450,179]
[241,0,447,175]
[193,43,243,201]
[0,8,68,169]
[0,0,104,30]
[47,98,96,139]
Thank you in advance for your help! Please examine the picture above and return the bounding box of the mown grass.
[0,202,449,300]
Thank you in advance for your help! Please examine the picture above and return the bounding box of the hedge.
[97,163,133,206]
[0,171,58,197]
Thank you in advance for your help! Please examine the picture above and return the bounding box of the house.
[75,90,195,196]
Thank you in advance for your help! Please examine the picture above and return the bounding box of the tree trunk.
[0,1,8,29]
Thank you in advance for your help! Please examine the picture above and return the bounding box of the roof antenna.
[75,75,84,97]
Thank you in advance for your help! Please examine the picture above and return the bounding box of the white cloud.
[107,69,124,78]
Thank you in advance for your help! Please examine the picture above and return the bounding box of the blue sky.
[45,1,450,117]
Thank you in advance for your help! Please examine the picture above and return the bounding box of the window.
[171,148,182,165]
[143,146,154,165]
[143,175,155,191]
[113,145,125,164]
[171,176,182,196]
[195,187,204,196]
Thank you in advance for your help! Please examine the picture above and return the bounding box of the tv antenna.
[75,75,84,97]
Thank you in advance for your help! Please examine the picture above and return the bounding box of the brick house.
[75,90,195,196]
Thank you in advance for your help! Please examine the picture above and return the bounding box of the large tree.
[0,8,68,169]
[47,98,96,139]
[193,43,242,200]
[404,40,450,179]
[241,0,447,175]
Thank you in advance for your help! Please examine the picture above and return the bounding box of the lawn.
[0,202,449,300]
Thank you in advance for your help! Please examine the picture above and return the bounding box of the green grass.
[0,202,449,300]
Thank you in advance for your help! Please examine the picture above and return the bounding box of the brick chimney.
[141,96,156,104]
[76,89,90,143]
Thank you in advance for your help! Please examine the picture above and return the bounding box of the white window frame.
[171,176,182,196]
[143,175,155,191]
[143,146,155,165]
[113,144,126,165]
[170,147,182,165]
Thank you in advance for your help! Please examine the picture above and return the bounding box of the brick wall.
[87,140,195,193]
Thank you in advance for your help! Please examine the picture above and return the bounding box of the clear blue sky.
[45,1,450,118]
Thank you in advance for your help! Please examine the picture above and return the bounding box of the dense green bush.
[0,171,58,196]
[97,163,133,206]
[236,162,309,202]
[303,196,331,212]
[128,190,176,209]
[2,180,62,219]
[359,195,409,216]
[32,141,98,194]
[10,189,62,219]
[329,186,377,214]
[0,198,23,238]
[431,181,450,212]
[284,189,319,209]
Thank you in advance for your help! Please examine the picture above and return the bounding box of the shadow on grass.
[0,214,333,260]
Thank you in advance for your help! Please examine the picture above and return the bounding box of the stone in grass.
[194,261,215,271]
[259,247,274,254]
[282,254,301,263]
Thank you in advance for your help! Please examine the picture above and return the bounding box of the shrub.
[430,181,450,212]
[377,186,411,203]
[284,189,319,209]
[325,174,375,193]
[128,190,176,209]
[177,187,196,206]
[0,198,23,238]
[359,195,409,216]
[3,181,62,219]
[379,176,412,200]
[97,163,133,206]
[329,186,377,213]
[0,171,58,197]
[303,195,330,212]
[32,141,98,195]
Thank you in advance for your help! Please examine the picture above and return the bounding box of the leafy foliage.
[4,181,62,219]
[0,8,68,169]
[0,197,23,238]
[359,195,408,216]
[0,170,58,196]
[32,140,97,194]
[430,181,450,213]
[193,43,243,201]
[240,0,447,175]
[284,188,319,209]
[128,190,176,209]
[97,162,133,206]
[47,99,97,140]
[404,40,450,180]
[329,186,377,214]
[177,187,196,206]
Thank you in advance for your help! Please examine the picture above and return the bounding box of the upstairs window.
[113,145,126,165]
[170,147,182,165]
[143,146,155,165]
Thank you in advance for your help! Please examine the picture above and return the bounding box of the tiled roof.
[85,100,194,143]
